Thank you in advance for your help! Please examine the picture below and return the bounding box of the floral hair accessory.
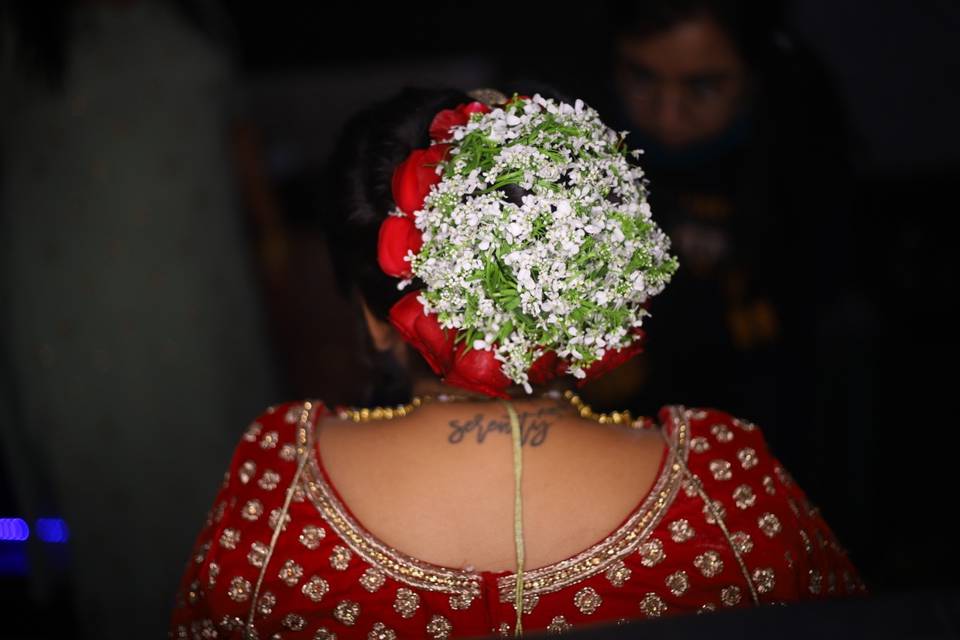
[377,92,679,398]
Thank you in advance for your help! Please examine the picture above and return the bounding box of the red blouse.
[169,400,868,639]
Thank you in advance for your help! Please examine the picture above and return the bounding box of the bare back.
[314,396,668,572]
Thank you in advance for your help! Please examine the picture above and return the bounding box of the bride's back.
[314,397,668,572]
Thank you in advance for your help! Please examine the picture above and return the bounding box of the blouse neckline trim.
[298,401,691,601]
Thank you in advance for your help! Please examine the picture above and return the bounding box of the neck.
[410,377,574,403]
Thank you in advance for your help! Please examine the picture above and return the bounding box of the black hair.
[319,87,471,321]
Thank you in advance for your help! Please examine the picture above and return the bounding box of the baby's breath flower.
[410,94,678,389]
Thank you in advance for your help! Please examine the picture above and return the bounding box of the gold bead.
[383,408,394,420]
[579,406,592,418]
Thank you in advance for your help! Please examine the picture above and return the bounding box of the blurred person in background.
[597,0,872,530]
[0,1,278,637]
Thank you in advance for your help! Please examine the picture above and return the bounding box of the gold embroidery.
[639,592,667,617]
[758,512,782,538]
[220,528,240,550]
[737,447,758,469]
[752,567,775,594]
[426,614,453,639]
[333,601,360,626]
[666,570,690,596]
[302,575,329,602]
[282,613,306,631]
[709,459,733,481]
[278,559,303,586]
[604,560,631,587]
[258,469,280,491]
[360,567,386,592]
[260,431,279,450]
[730,531,753,555]
[227,577,251,602]
[721,585,742,606]
[299,524,325,550]
[393,588,420,618]
[241,499,263,521]
[573,586,601,615]
[330,545,352,571]
[733,484,756,509]
[668,518,695,542]
[239,460,257,484]
[368,622,396,640]
[547,616,572,633]
[694,550,724,578]
[247,542,268,568]
[638,538,666,567]
[256,591,275,617]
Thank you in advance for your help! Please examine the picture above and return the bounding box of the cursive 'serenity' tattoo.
[447,406,563,447]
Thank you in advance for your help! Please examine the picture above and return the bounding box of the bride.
[169,87,867,639]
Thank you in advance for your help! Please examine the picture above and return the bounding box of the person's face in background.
[615,14,750,149]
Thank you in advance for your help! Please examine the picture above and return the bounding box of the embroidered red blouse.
[169,400,869,639]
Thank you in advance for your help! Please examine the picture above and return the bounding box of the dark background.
[0,0,957,637]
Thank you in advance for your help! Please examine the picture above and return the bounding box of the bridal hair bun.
[376,90,679,398]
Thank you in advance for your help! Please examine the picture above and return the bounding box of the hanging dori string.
[500,399,526,636]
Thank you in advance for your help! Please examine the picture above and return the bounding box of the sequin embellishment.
[752,567,775,594]
[758,512,782,537]
[573,586,602,615]
[547,616,572,633]
[721,585,742,606]
[302,575,329,602]
[227,577,252,603]
[666,570,690,596]
[393,588,420,618]
[604,560,631,587]
[278,559,304,586]
[668,518,695,543]
[360,567,386,592]
[330,545,352,571]
[638,538,666,567]
[334,601,360,626]
[299,524,325,550]
[709,459,733,481]
[694,550,724,578]
[639,592,667,617]
[426,614,453,639]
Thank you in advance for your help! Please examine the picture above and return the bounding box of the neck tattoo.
[446,405,564,447]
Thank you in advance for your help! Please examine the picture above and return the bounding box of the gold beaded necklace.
[338,389,638,427]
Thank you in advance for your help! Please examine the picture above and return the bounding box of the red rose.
[527,349,568,385]
[388,291,457,375]
[391,144,451,215]
[577,328,646,387]
[377,215,423,278]
[429,102,491,142]
[388,291,513,398]
[443,341,513,399]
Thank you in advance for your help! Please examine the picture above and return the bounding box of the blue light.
[36,518,69,543]
[0,518,29,541]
